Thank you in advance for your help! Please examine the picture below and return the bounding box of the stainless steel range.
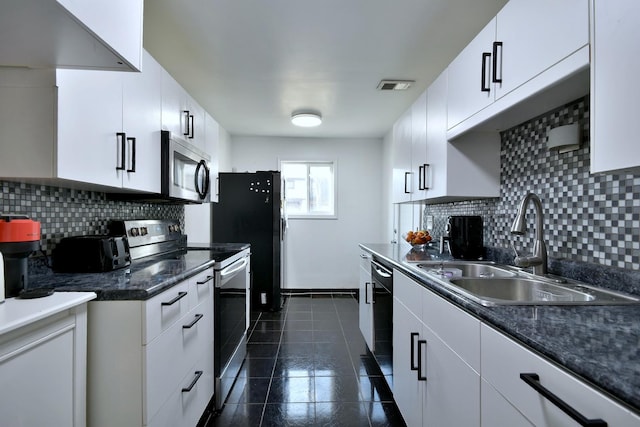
[108,219,251,413]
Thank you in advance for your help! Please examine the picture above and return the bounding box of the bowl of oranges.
[403,230,432,250]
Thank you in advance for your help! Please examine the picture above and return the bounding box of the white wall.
[229,135,384,290]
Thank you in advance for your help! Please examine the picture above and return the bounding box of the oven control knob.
[130,227,140,237]
[174,225,180,233]
[168,225,174,233]
[140,227,148,236]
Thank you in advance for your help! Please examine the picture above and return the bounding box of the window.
[281,161,336,218]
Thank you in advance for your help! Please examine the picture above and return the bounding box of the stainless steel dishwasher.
[371,257,393,388]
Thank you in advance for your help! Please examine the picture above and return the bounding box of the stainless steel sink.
[446,277,640,306]
[417,261,517,279]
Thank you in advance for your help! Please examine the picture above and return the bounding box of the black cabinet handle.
[183,313,204,329]
[520,373,607,426]
[183,110,190,136]
[364,282,371,304]
[189,114,195,139]
[116,132,126,170]
[410,332,420,371]
[161,291,187,306]
[492,41,503,83]
[197,275,214,285]
[126,137,136,173]
[182,370,204,392]
[404,172,411,194]
[418,165,425,190]
[417,339,427,381]
[422,163,430,190]
[481,52,492,92]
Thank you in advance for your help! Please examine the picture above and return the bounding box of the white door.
[392,296,424,427]
[57,0,143,70]
[494,0,588,100]
[122,51,162,193]
[56,68,124,188]
[392,108,412,203]
[358,259,374,351]
[447,17,497,130]
[411,91,428,201]
[590,0,640,173]
[425,70,448,199]
[161,70,188,138]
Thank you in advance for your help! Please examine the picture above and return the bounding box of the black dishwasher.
[371,257,393,388]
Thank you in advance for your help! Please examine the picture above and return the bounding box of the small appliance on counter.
[52,235,131,273]
[445,215,484,260]
[0,214,41,297]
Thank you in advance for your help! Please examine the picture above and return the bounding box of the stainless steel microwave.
[161,130,211,203]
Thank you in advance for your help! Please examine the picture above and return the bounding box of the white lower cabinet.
[358,251,374,350]
[393,270,480,427]
[481,324,640,426]
[87,269,214,427]
[0,293,93,427]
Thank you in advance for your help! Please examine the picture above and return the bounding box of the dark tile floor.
[208,293,406,427]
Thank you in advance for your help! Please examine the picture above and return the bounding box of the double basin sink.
[408,261,639,306]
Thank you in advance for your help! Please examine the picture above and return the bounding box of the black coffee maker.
[444,215,484,260]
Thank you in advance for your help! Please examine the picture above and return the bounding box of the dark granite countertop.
[360,242,640,414]
[28,244,248,301]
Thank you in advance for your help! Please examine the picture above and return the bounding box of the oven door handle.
[219,258,248,280]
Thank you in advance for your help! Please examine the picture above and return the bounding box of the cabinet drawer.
[481,324,640,426]
[145,299,213,423]
[144,281,190,344]
[481,378,533,426]
[147,357,214,427]
[189,268,214,310]
[422,288,480,372]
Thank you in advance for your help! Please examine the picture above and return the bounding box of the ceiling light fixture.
[291,112,322,127]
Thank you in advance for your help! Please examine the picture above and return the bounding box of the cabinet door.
[494,0,588,100]
[57,0,143,70]
[590,0,640,173]
[185,95,206,149]
[392,297,424,427]
[122,51,162,193]
[481,379,534,427]
[392,108,413,203]
[56,68,124,188]
[0,316,76,427]
[205,113,220,202]
[411,91,428,201]
[359,262,374,351]
[422,323,480,427]
[424,70,448,199]
[161,70,188,138]
[447,17,496,130]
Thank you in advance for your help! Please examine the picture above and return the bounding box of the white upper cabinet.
[447,18,497,131]
[411,91,429,201]
[590,0,640,174]
[0,0,143,71]
[392,108,413,203]
[0,51,162,192]
[161,71,207,150]
[447,0,589,139]
[494,0,589,100]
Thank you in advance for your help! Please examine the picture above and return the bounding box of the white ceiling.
[143,0,508,139]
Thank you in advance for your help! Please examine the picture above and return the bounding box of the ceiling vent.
[377,80,415,91]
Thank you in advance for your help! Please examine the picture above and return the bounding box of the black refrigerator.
[212,171,284,311]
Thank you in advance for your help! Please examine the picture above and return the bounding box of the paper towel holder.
[547,123,581,153]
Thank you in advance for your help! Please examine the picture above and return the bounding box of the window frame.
[280,159,338,220]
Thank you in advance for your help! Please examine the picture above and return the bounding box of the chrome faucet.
[510,193,548,275]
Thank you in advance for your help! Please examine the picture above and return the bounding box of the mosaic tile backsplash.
[0,181,184,254]
[424,96,640,272]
